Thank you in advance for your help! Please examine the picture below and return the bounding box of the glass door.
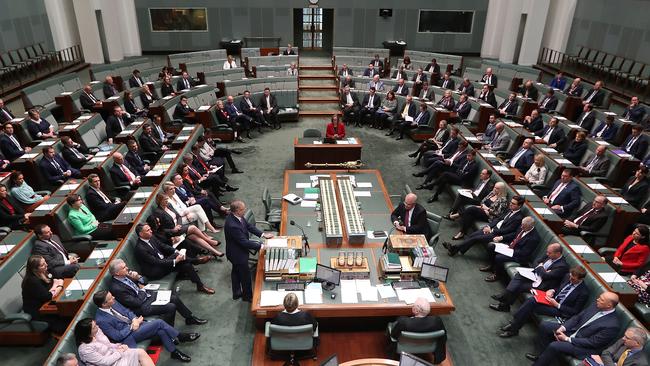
[302,8,323,50]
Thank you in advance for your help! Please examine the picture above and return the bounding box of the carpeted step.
[299,78,338,87]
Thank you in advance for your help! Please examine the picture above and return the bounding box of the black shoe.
[246,133,253,139]
[479,265,493,272]
[491,293,505,301]
[441,241,451,250]
[489,303,510,312]
[500,323,513,332]
[385,132,394,136]
[427,195,438,203]
[232,168,244,174]
[171,350,192,362]
[185,316,208,325]
[499,330,518,338]
[525,353,538,362]
[412,172,425,177]
[232,293,242,300]
[447,245,457,257]
[242,297,252,303]
[416,184,427,190]
[178,332,201,343]
[408,152,418,158]
[225,185,239,192]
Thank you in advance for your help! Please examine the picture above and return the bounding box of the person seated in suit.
[490,243,569,312]
[457,78,475,96]
[66,194,114,240]
[103,76,119,99]
[549,71,566,90]
[426,149,479,203]
[621,167,649,209]
[407,119,450,163]
[338,64,352,78]
[21,255,70,334]
[446,182,509,240]
[26,109,55,140]
[425,58,441,77]
[436,89,456,111]
[520,154,547,186]
[412,67,427,88]
[80,85,102,110]
[498,92,519,117]
[392,78,409,96]
[621,96,645,123]
[282,43,296,55]
[74,317,154,366]
[325,114,346,140]
[439,72,455,90]
[93,291,196,363]
[366,74,384,92]
[395,101,430,140]
[340,74,355,90]
[416,140,469,188]
[582,80,606,108]
[560,195,609,236]
[271,293,319,345]
[415,127,461,169]
[0,183,29,229]
[60,136,92,169]
[0,98,15,123]
[525,291,620,366]
[482,216,540,282]
[520,80,539,100]
[106,106,133,140]
[362,63,379,77]
[388,297,447,364]
[108,258,208,326]
[197,136,242,174]
[173,96,195,124]
[110,152,141,190]
[386,95,417,136]
[151,114,174,143]
[475,114,498,145]
[373,91,398,129]
[477,84,497,108]
[240,90,269,131]
[139,85,157,110]
[590,115,618,144]
[444,195,525,256]
[225,95,254,139]
[128,69,144,88]
[564,77,584,97]
[32,224,79,278]
[1,122,31,160]
[160,75,175,98]
[391,65,407,81]
[138,123,168,158]
[85,173,126,222]
[124,140,150,176]
[190,144,231,188]
[172,172,227,226]
[622,125,648,160]
[176,71,194,91]
[499,266,589,338]
[452,93,471,120]
[507,138,535,174]
[135,222,215,292]
[520,108,543,134]
[445,169,493,218]
[223,55,237,69]
[579,145,610,178]
[390,193,433,241]
[370,54,384,72]
[563,131,589,165]
[537,89,559,113]
[180,153,231,196]
[358,87,381,127]
[419,82,435,101]
[536,117,566,149]
[39,146,82,184]
[587,326,648,366]
[123,91,144,118]
[340,86,360,126]
[481,67,498,87]
[576,103,596,132]
[161,182,219,233]
[603,225,650,276]
[9,170,49,212]
[543,169,581,218]
[286,62,299,76]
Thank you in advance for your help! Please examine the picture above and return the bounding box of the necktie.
[549,183,566,202]
[586,156,599,173]
[10,135,22,150]
[624,109,631,119]
[71,147,84,159]
[555,283,574,303]
[148,241,164,259]
[266,96,271,109]
[402,103,409,117]
[510,149,525,167]
[578,112,588,126]
[184,79,190,89]
[346,94,353,105]
[1,108,10,120]
[367,95,373,108]
[96,188,111,204]
[110,308,131,323]
[118,118,125,130]
[51,158,64,173]
[504,101,511,111]
[544,128,554,142]
[397,85,403,94]
[404,209,410,227]
[120,165,135,183]
[246,98,253,108]
[586,90,597,102]
[461,161,469,173]
[443,80,448,88]
[626,136,638,151]
[617,349,631,366]
[597,125,608,137]
[88,93,97,103]
[542,98,549,108]
[415,112,423,123]
[473,181,486,196]
[149,135,159,146]
[156,125,165,140]
[49,239,68,257]
[509,230,525,248]
[574,208,595,226]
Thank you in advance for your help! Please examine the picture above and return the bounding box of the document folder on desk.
[299,257,317,274]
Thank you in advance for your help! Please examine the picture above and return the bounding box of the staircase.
[298,56,340,118]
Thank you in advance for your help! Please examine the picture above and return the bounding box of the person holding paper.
[444,168,493,218]
[395,101,430,140]
[543,169,581,218]
[409,122,455,167]
[271,293,319,345]
[560,195,609,236]
[585,326,648,366]
[415,140,469,192]
[498,266,588,338]
[489,243,568,312]
[387,297,447,364]
[32,224,80,279]
[482,216,540,282]
[326,114,346,140]
[447,182,509,240]
[197,136,243,174]
[390,193,432,240]
[603,226,650,275]
[525,292,621,366]
[521,109,544,135]
[225,200,274,302]
[21,255,71,334]
[425,149,479,203]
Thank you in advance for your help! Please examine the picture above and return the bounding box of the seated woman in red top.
[325,114,345,140]
[605,225,650,275]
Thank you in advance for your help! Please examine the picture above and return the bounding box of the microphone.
[382,226,397,254]
[72,271,86,296]
[290,220,310,255]
[94,245,107,266]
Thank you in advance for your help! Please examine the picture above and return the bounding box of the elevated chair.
[265,322,319,366]
[387,322,445,359]
[303,129,322,138]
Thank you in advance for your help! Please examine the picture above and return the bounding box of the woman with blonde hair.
[162,182,219,233]
[520,154,547,185]
[450,182,509,240]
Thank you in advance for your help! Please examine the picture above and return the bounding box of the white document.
[296,182,311,188]
[66,279,94,291]
[312,140,323,144]
[177,136,189,141]
[88,249,113,259]
[541,147,557,153]
[588,183,606,190]
[37,140,56,147]
[21,153,39,159]
[367,231,387,239]
[415,288,436,303]
[353,191,371,197]
[131,121,144,126]
[89,157,105,163]
[133,192,151,199]
[466,136,479,142]
[377,284,397,299]
[145,170,165,177]
[457,189,473,198]
[535,207,554,215]
[355,279,372,293]
[359,287,378,302]
[607,196,627,204]
[340,280,359,303]
[0,245,15,255]
[107,96,120,101]
[303,193,319,200]
[260,291,284,306]
[182,126,194,131]
[60,184,79,191]
[143,283,160,291]
[283,193,302,204]
[615,152,632,158]
[163,153,177,159]
[197,105,210,111]
[599,272,627,283]
[567,124,582,129]
[570,244,595,254]
[64,125,77,130]
[516,189,535,196]
[493,243,514,257]
[336,140,350,145]
[266,238,288,248]
[356,182,373,188]
[516,267,538,282]
[494,165,509,172]
[596,140,610,146]
[304,283,323,304]
[35,204,57,211]
[555,158,573,164]
[396,288,422,304]
[483,153,496,158]
[152,290,172,305]
[300,200,317,208]
[95,151,111,157]
[123,206,142,214]
[405,116,414,122]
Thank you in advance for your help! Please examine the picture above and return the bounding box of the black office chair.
[303,129,322,138]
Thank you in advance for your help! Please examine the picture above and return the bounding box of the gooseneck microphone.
[290,220,310,255]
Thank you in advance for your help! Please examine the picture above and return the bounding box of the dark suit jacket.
[160,83,175,98]
[271,311,317,331]
[109,162,138,187]
[108,277,154,317]
[521,86,539,100]
[530,255,569,291]
[0,134,25,160]
[95,301,142,344]
[391,70,407,80]
[31,236,69,270]
[439,136,460,158]
[488,210,524,237]
[125,150,147,176]
[564,83,584,97]
[86,187,118,217]
[481,74,498,87]
[139,93,155,109]
[390,315,447,364]
[176,78,194,91]
[224,213,262,264]
[79,92,99,110]
[622,135,648,160]
[128,75,144,88]
[26,119,51,140]
[453,101,471,120]
[567,205,608,233]
[397,102,417,119]
[414,110,431,127]
[590,122,618,143]
[103,83,118,99]
[0,107,14,123]
[510,148,535,174]
[105,115,132,139]
[340,92,360,107]
[536,126,566,146]
[622,105,645,123]
[39,155,75,183]
[338,68,353,77]
[62,146,89,169]
[138,133,164,154]
[420,88,436,101]
[258,94,279,113]
[173,103,193,122]
[391,84,409,96]
[457,83,475,97]
[538,95,559,112]
[547,180,581,215]
[411,73,427,84]
[600,338,649,366]
[478,92,497,108]
[370,59,384,70]
[583,88,606,107]
[524,116,544,134]
[561,305,620,350]
[0,194,25,228]
[239,98,260,116]
[361,94,381,110]
[498,99,519,115]
[134,237,179,279]
[425,63,441,75]
[437,97,455,111]
[621,177,649,208]
[453,158,478,184]
[554,277,590,318]
[576,111,596,132]
[439,78,455,90]
[563,140,588,165]
[390,203,432,240]
[504,228,540,264]
[581,153,610,177]
[362,68,379,77]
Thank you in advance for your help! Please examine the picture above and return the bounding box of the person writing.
[325,114,346,140]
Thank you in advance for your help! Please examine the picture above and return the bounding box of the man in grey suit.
[579,146,610,177]
[31,224,80,278]
[483,122,510,153]
[587,326,648,366]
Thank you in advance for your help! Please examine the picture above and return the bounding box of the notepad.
[607,196,627,204]
[60,184,79,191]
[340,280,358,303]
[304,193,319,200]
[354,191,371,197]
[482,153,496,158]
[182,126,194,131]
[133,192,151,199]
[555,158,572,164]
[35,204,57,211]
[266,238,288,248]
[66,279,94,291]
[300,200,317,208]
[123,206,142,214]
[377,284,397,299]
[356,182,373,188]
[493,243,514,257]
[516,189,535,196]
[197,105,210,111]
[152,290,172,305]
[145,170,164,176]
[0,245,16,255]
[89,157,104,163]
[95,151,111,157]
[588,183,606,190]
[89,249,113,259]
[535,207,554,215]
[21,153,38,159]
[177,136,189,141]
[570,245,595,255]
[599,272,627,283]
[304,282,323,304]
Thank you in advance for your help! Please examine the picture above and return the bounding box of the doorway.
[293,8,333,52]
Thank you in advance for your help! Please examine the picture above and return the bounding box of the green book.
[304,187,320,194]
[386,253,401,265]
[299,257,317,273]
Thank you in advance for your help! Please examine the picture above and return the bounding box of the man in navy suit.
[508,138,535,174]
[225,95,253,139]
[105,106,133,140]
[576,104,596,132]
[0,122,31,160]
[102,76,118,99]
[225,200,274,302]
[489,243,569,312]
[392,78,409,96]
[39,146,81,184]
[109,152,141,190]
[124,140,150,176]
[445,196,525,256]
[417,140,469,189]
[549,72,566,91]
[93,290,196,363]
[415,127,461,169]
[452,94,471,120]
[457,78,475,97]
[396,102,430,140]
[522,109,544,135]
[579,145,610,178]
[482,68,498,87]
[482,216,540,282]
[362,63,379,77]
[128,69,144,88]
[358,87,381,127]
[590,116,618,144]
[85,173,126,222]
[499,266,589,338]
[564,77,584,97]
[622,125,648,160]
[0,98,15,123]
[544,169,581,218]
[370,54,384,72]
[563,133,588,166]
[390,193,432,241]
[527,291,621,365]
[622,96,645,123]
[426,149,479,203]
[498,93,519,116]
[536,117,566,149]
[537,89,559,113]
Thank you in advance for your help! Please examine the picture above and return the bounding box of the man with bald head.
[79,84,101,110]
[103,76,118,99]
[109,152,141,192]
[390,193,432,240]
[483,216,540,282]
[527,292,621,365]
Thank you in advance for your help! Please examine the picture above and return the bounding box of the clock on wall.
[309,0,319,5]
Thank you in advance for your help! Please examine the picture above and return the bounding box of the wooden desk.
[55,94,79,122]
[340,359,399,366]
[0,231,33,264]
[251,170,455,327]
[40,268,101,317]
[112,187,156,238]
[562,96,583,121]
[294,138,363,170]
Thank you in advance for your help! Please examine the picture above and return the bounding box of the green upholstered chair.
[387,322,445,355]
[303,129,322,138]
[261,187,282,228]
[265,322,318,365]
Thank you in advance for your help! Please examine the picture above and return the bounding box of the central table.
[251,170,455,325]
[294,137,363,169]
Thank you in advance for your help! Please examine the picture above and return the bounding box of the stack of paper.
[66,279,94,291]
[88,249,113,259]
[377,284,397,299]
[305,283,323,304]
[340,280,358,303]
[355,279,378,301]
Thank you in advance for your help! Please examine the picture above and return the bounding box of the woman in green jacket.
[66,194,113,240]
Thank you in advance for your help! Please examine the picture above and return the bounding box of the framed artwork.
[149,8,208,32]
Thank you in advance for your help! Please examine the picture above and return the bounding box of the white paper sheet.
[152,290,171,305]
[21,153,39,159]
[483,153,496,158]
[335,140,350,145]
[123,206,142,214]
[35,204,57,211]
[177,136,189,141]
[304,283,323,304]
[340,280,358,303]
[356,182,373,188]
[353,191,371,197]
[197,105,210,111]
[396,288,422,304]
[457,189,473,198]
[0,245,16,255]
[303,193,319,200]
[143,283,160,291]
[95,151,111,157]
[599,272,627,283]
[367,231,387,239]
[494,165,509,172]
[377,284,397,299]
[570,244,596,254]
[541,148,557,153]
[516,267,538,282]
[88,249,113,259]
[260,290,284,307]
[555,158,572,164]
[145,170,164,176]
[59,184,79,191]
[163,153,177,159]
[535,207,554,215]
[296,183,311,188]
[266,238,288,248]
[133,192,151,199]
[66,279,94,291]
[300,200,317,208]
[494,243,514,257]
[588,183,606,190]
[516,189,535,196]
[89,157,105,163]
[607,196,627,204]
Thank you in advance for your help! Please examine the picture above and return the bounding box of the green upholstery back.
[268,324,315,351]
[168,49,228,69]
[397,329,445,354]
